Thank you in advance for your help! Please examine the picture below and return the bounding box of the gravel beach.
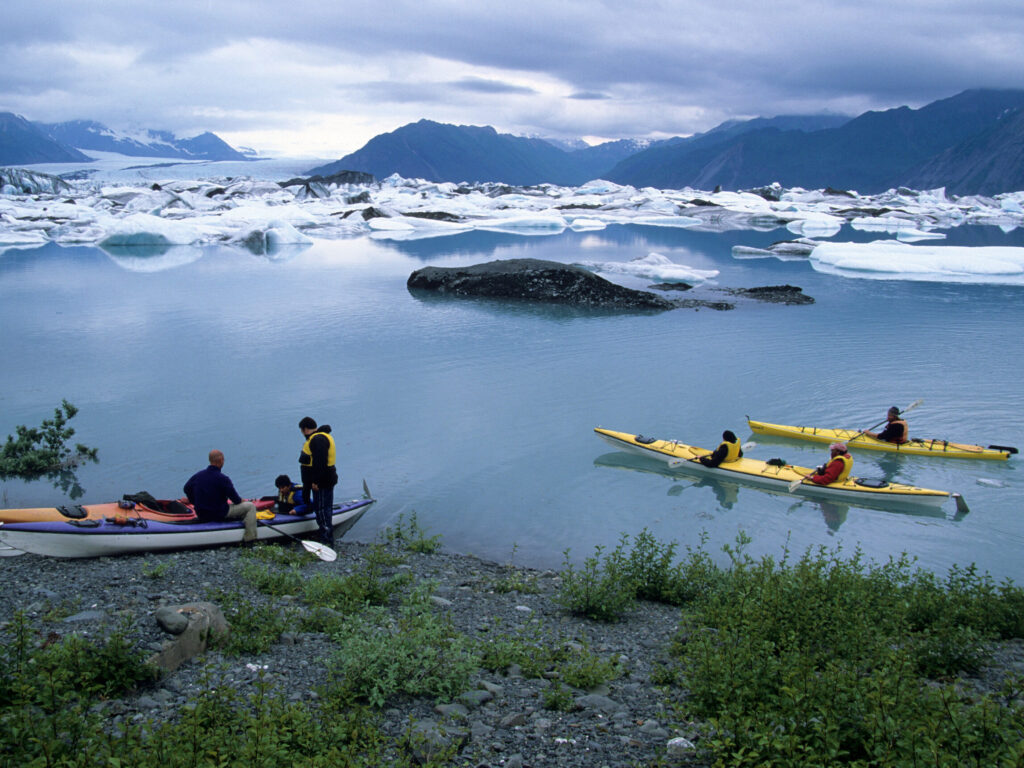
[4,536,1023,767]
[0,539,701,767]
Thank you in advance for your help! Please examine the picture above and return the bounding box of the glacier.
[2,158,1024,285]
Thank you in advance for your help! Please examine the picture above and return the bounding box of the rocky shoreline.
[0,541,700,767]
[4,538,1023,766]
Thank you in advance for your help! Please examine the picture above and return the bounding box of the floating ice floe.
[2,162,1024,284]
[810,241,1024,284]
[575,252,719,283]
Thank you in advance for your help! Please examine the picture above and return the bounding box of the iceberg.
[810,241,1024,284]
[576,252,719,283]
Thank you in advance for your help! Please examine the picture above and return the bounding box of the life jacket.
[300,429,336,467]
[719,439,742,463]
[277,487,303,506]
[831,452,853,483]
[891,419,908,444]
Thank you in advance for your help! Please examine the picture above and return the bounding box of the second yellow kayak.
[747,418,1017,461]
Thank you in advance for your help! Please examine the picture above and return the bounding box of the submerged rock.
[407,258,674,310]
[724,284,815,305]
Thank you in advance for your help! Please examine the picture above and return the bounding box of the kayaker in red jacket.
[810,443,853,485]
[864,406,909,444]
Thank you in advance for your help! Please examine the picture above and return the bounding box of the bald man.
[184,449,257,542]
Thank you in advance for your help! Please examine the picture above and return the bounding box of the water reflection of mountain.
[593,452,960,531]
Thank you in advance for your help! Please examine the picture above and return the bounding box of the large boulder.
[407,258,674,310]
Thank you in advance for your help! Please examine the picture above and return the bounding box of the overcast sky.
[4,1,1024,159]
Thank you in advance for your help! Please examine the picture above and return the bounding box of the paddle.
[848,399,923,444]
[666,441,755,469]
[787,401,923,493]
[257,518,337,562]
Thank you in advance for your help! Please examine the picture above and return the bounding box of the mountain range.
[0,113,249,165]
[308,89,1024,195]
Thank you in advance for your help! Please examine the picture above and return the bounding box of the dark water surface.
[1,224,1021,579]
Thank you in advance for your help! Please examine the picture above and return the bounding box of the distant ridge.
[0,113,91,165]
[35,120,249,162]
[605,89,1024,193]
[307,89,1024,194]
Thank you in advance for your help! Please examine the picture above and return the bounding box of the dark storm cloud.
[3,0,1023,154]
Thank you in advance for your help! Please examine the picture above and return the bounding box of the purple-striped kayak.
[0,498,374,558]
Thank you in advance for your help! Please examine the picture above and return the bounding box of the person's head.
[208,449,225,468]
[722,430,737,443]
[275,474,293,490]
[887,406,900,421]
[298,416,317,436]
[830,442,848,456]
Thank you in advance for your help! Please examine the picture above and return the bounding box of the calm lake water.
[2,223,1022,580]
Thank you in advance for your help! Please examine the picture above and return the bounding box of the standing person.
[184,449,257,543]
[699,430,744,468]
[864,406,909,444]
[298,416,339,546]
[809,443,853,485]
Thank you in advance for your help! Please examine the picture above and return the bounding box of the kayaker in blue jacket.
[298,417,339,546]
[274,474,306,513]
[184,449,257,542]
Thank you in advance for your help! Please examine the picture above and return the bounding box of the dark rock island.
[407,258,675,310]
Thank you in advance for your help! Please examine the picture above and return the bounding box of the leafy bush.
[0,400,97,477]
[206,588,294,655]
[672,537,1024,767]
[325,585,478,707]
[381,511,442,554]
[556,537,637,621]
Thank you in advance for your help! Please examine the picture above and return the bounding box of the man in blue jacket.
[184,449,257,542]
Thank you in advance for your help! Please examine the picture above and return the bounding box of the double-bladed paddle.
[256,518,337,561]
[787,400,924,493]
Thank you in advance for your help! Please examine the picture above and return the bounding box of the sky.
[3,1,1024,160]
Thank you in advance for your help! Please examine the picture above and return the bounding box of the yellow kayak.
[747,418,1017,461]
[594,427,967,512]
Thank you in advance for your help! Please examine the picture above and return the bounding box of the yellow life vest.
[719,439,742,463]
[300,431,336,467]
[832,453,853,483]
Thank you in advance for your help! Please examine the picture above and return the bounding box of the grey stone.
[154,606,189,635]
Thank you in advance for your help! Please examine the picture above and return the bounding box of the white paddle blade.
[667,458,684,468]
[303,540,338,561]
[741,442,757,452]
[787,478,805,493]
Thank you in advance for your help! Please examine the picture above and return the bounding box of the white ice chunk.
[810,241,1024,284]
[98,213,205,246]
[576,252,719,283]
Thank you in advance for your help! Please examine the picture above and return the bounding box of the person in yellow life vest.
[864,406,909,444]
[699,430,743,467]
[274,474,306,514]
[298,416,339,546]
[810,443,853,485]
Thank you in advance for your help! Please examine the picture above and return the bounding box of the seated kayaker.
[864,406,909,444]
[809,443,853,485]
[699,430,743,467]
[183,449,257,542]
[274,474,307,514]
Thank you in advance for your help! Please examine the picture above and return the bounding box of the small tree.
[0,400,98,478]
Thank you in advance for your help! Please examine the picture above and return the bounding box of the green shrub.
[672,537,1024,767]
[381,511,442,554]
[556,537,636,621]
[0,399,97,477]
[325,584,478,707]
[238,559,304,596]
[541,682,575,711]
[206,588,293,655]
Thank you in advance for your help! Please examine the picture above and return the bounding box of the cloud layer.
[4,1,1024,157]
